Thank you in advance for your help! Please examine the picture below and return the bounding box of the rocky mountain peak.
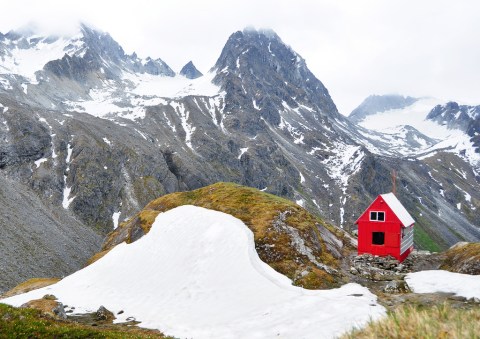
[212,28,338,126]
[78,23,126,62]
[180,61,203,79]
[427,101,480,131]
[38,23,175,83]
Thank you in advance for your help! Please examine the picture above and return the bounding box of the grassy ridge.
[342,303,480,339]
[441,242,480,274]
[0,303,168,338]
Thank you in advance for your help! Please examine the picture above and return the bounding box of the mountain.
[1,24,480,291]
[180,61,203,79]
[426,102,480,153]
[1,204,385,339]
[427,102,480,131]
[0,175,102,293]
[349,94,418,123]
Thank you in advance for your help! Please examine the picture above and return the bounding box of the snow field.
[359,98,449,140]
[406,270,480,299]
[1,205,385,339]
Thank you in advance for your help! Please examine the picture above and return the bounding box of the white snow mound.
[406,270,480,299]
[1,205,385,338]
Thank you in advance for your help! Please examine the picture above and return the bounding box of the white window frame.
[370,211,385,222]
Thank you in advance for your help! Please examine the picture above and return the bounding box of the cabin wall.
[358,221,401,257]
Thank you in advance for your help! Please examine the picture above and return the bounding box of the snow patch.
[112,212,121,230]
[1,206,385,339]
[62,143,75,209]
[34,158,47,168]
[322,143,364,192]
[171,101,196,150]
[279,116,305,144]
[134,129,148,140]
[62,183,75,209]
[406,270,480,299]
[238,147,248,159]
[299,171,305,183]
[103,137,111,145]
[125,70,219,98]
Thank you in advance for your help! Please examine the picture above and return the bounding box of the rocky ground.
[346,251,480,311]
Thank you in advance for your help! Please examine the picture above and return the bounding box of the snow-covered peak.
[0,31,86,83]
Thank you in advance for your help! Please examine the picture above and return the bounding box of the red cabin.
[356,193,414,262]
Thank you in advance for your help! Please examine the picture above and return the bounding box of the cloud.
[1,0,479,114]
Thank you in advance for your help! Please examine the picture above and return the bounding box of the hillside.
[99,182,353,289]
[0,175,102,294]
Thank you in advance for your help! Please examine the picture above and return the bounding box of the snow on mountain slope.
[124,70,219,98]
[355,97,480,170]
[63,72,222,121]
[358,97,450,139]
[1,206,385,339]
[0,34,85,83]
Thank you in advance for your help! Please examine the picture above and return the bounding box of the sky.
[0,0,479,115]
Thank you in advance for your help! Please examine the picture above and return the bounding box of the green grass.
[414,225,441,252]
[0,303,169,338]
[342,303,480,339]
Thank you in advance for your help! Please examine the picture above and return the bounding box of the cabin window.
[370,211,385,221]
[372,232,385,245]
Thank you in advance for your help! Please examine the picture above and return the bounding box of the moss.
[294,268,337,289]
[440,242,480,274]
[0,303,169,338]
[138,210,161,233]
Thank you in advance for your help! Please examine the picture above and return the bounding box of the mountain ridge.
[0,24,479,292]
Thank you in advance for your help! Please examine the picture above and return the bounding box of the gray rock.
[180,61,203,79]
[383,280,411,294]
[53,302,67,319]
[95,305,115,321]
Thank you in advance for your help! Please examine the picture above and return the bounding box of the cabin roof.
[380,193,415,226]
